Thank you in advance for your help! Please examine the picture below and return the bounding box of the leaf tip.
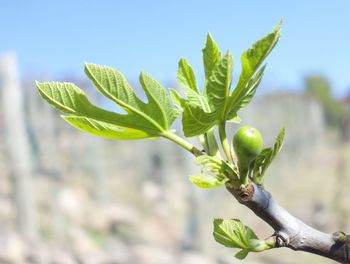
[35,80,42,88]
[139,71,148,82]
[204,32,216,47]
[274,19,283,36]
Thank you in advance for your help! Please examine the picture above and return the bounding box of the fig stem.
[219,121,232,163]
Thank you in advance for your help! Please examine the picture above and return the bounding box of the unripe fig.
[233,126,263,170]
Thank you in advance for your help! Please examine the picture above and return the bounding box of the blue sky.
[1,1,350,96]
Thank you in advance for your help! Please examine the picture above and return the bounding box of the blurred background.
[0,1,350,263]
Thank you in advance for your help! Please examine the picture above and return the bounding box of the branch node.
[232,184,255,202]
[275,232,290,247]
[333,231,347,245]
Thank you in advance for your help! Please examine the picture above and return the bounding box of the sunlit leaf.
[182,103,217,137]
[203,32,222,80]
[36,63,180,140]
[62,116,152,140]
[252,127,285,184]
[213,218,258,249]
[225,21,282,120]
[227,65,266,120]
[177,58,199,93]
[205,51,234,112]
[189,174,227,188]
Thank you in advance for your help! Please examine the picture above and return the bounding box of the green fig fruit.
[233,126,263,171]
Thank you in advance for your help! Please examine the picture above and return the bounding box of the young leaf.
[202,32,221,80]
[213,219,258,249]
[235,249,250,260]
[205,51,234,112]
[189,174,227,189]
[271,126,285,158]
[226,65,266,120]
[175,58,211,112]
[252,127,285,184]
[213,219,274,260]
[225,21,282,120]
[182,103,217,137]
[239,21,281,84]
[177,58,199,93]
[180,22,282,137]
[194,154,238,180]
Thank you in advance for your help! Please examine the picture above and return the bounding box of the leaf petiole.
[218,121,232,163]
[162,131,202,157]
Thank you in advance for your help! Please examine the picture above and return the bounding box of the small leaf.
[225,21,281,120]
[177,58,199,93]
[252,127,285,184]
[194,154,238,180]
[203,32,221,80]
[182,102,217,137]
[234,249,250,260]
[170,88,186,110]
[206,51,234,112]
[251,148,272,184]
[226,65,266,120]
[213,219,258,249]
[272,126,285,158]
[238,21,281,86]
[189,174,226,188]
[186,89,211,112]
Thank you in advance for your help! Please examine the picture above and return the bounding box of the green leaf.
[206,51,234,112]
[194,155,238,180]
[225,21,282,119]
[271,126,285,158]
[226,65,266,120]
[63,116,152,140]
[189,174,227,188]
[252,127,285,184]
[36,64,180,140]
[85,64,179,132]
[235,249,250,260]
[213,219,258,249]
[177,58,199,93]
[203,32,221,80]
[182,22,282,137]
[237,21,281,89]
[176,58,211,112]
[186,89,211,112]
[64,116,152,140]
[170,88,186,110]
[213,219,275,260]
[182,103,217,137]
[36,82,140,130]
[177,85,213,137]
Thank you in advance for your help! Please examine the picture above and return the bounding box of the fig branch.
[163,126,350,263]
[226,183,350,263]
